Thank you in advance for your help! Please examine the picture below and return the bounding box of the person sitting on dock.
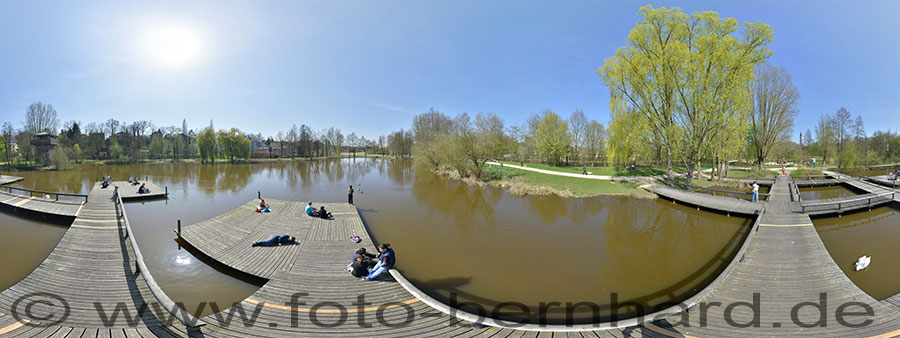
[137,183,150,194]
[352,247,376,264]
[364,243,395,281]
[251,235,296,247]
[305,202,319,216]
[318,205,332,219]
[256,199,271,213]
[349,256,373,278]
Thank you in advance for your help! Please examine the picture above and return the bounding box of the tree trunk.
[666,150,674,187]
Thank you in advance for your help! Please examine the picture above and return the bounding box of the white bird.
[855,255,871,271]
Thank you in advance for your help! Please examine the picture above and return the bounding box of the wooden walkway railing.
[1,185,88,203]
[687,184,770,201]
[113,189,206,329]
[800,190,896,213]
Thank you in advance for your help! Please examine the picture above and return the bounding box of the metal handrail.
[800,190,896,213]
[1,186,88,203]
[113,189,206,329]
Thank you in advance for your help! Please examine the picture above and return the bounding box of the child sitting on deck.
[137,183,150,194]
[256,199,271,213]
[251,235,296,247]
[318,205,332,219]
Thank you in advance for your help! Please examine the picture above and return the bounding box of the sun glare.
[141,24,203,69]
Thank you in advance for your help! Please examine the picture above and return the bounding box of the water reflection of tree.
[410,172,501,233]
[521,195,607,223]
[601,198,747,308]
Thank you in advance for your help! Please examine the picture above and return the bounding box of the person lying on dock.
[251,235,297,247]
[364,243,395,281]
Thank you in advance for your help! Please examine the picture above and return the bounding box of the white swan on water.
[855,255,871,271]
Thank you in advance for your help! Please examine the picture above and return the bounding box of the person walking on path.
[348,185,354,205]
[752,182,760,203]
[582,164,587,175]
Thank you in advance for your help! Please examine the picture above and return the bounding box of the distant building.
[31,133,58,166]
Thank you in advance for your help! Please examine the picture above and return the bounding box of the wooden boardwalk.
[793,178,841,187]
[0,183,183,337]
[112,181,168,201]
[0,175,24,185]
[648,175,900,337]
[867,176,897,188]
[645,184,762,216]
[0,189,83,217]
[179,199,669,337]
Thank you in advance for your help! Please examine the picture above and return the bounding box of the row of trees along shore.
[1,103,413,170]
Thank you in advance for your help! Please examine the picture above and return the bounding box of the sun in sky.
[139,23,204,69]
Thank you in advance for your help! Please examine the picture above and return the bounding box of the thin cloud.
[368,102,419,115]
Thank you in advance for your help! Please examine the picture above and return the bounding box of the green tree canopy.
[533,110,571,166]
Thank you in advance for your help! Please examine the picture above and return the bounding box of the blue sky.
[1,1,899,141]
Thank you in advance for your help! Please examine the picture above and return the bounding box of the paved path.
[650,175,900,337]
[485,162,662,181]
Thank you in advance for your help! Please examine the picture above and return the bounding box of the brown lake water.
[799,185,859,201]
[815,204,900,300]
[1,159,752,322]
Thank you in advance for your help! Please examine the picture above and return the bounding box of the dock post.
[177,220,182,238]
[258,191,261,199]
[166,186,168,196]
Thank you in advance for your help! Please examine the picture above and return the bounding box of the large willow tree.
[599,6,773,187]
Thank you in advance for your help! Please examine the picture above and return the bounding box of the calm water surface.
[1,159,751,322]
[0,212,67,291]
[815,205,900,300]
[799,185,859,201]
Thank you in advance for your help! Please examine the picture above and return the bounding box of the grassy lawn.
[726,168,777,179]
[485,166,652,197]
[497,161,688,176]
[791,168,824,176]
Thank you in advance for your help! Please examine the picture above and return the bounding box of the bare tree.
[104,119,121,138]
[24,102,60,135]
[832,107,853,167]
[568,109,587,163]
[749,62,799,169]
[584,120,606,165]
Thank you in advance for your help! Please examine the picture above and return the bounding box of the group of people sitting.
[251,234,297,247]
[348,243,395,281]
[256,199,271,213]
[888,171,900,181]
[305,202,332,219]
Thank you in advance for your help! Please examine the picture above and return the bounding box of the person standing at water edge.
[752,182,760,203]
[348,185,354,205]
